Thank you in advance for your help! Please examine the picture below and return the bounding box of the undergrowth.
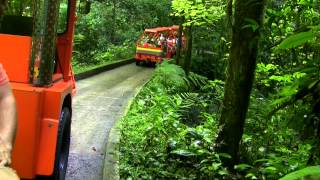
[119,62,227,179]
[119,62,319,180]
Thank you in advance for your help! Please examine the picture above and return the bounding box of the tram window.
[0,0,33,36]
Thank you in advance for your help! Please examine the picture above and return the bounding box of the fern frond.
[153,61,188,91]
[184,72,209,90]
[174,92,199,109]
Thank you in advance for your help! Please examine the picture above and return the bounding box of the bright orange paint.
[0,34,31,83]
[0,0,77,178]
[10,85,43,178]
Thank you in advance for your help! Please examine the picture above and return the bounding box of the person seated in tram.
[139,35,149,46]
[166,35,175,53]
[158,33,165,46]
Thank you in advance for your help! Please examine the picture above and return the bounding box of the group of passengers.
[138,32,179,54]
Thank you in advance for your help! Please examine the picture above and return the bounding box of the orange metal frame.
[0,0,76,178]
[135,25,180,63]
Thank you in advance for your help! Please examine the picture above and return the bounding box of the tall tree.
[175,17,184,66]
[171,0,224,74]
[183,25,192,74]
[0,0,7,16]
[216,0,267,168]
[110,0,118,43]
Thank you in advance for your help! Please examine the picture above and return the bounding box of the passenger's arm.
[0,82,17,166]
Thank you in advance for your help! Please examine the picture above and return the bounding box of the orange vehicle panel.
[36,80,73,175]
[11,84,44,179]
[10,80,73,178]
[0,34,32,83]
[135,53,162,63]
[1,0,77,178]
[35,118,59,176]
[145,25,179,33]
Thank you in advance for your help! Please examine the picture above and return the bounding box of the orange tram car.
[135,25,184,65]
[0,0,78,179]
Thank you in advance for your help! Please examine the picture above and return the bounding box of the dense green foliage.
[120,60,319,179]
[9,0,317,178]
[73,0,174,72]
[119,0,319,179]
[120,62,229,179]
[2,0,319,178]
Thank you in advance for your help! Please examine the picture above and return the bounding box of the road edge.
[102,79,151,180]
[75,58,135,81]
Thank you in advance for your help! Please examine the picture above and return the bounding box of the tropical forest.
[113,0,319,179]
[2,0,320,179]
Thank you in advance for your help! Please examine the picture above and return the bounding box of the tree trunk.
[19,1,23,16]
[0,0,7,17]
[226,0,233,34]
[110,0,117,44]
[216,0,267,168]
[176,18,184,65]
[183,25,192,75]
[30,0,60,86]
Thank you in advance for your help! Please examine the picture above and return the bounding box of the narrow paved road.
[66,63,153,180]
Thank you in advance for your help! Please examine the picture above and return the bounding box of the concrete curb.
[75,58,134,81]
[102,79,151,180]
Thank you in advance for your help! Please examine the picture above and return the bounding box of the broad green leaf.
[274,31,315,51]
[218,169,229,176]
[265,166,277,171]
[246,173,258,179]
[280,166,320,180]
[254,158,270,164]
[218,153,232,159]
[171,149,196,157]
[235,164,253,171]
[211,162,222,171]
[242,18,260,32]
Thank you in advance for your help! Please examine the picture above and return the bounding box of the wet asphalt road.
[65,63,154,180]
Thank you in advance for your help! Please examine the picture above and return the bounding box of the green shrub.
[119,62,228,179]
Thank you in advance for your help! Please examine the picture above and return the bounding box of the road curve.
[66,63,154,180]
